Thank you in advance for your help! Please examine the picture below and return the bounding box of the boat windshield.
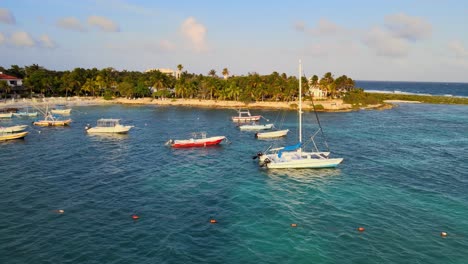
[97,119,120,127]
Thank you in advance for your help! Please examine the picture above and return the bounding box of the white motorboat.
[86,119,133,134]
[231,109,261,123]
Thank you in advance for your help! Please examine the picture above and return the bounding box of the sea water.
[357,80,468,97]
[0,104,467,263]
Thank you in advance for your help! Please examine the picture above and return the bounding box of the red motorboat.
[167,132,226,148]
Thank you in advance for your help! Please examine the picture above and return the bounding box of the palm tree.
[208,69,217,78]
[0,80,10,101]
[177,64,183,79]
[222,68,229,80]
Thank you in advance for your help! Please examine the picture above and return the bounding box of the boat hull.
[171,136,225,148]
[0,131,28,141]
[239,124,273,131]
[13,112,38,117]
[0,113,13,118]
[33,119,72,126]
[51,109,72,115]
[256,129,289,138]
[265,157,343,169]
[0,125,28,133]
[87,125,133,134]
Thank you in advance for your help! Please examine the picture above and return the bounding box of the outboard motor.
[252,152,263,160]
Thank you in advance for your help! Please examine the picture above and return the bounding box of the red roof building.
[0,72,23,86]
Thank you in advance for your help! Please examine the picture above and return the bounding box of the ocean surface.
[357,80,468,97]
[1,104,467,264]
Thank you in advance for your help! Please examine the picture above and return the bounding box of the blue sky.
[1,0,467,82]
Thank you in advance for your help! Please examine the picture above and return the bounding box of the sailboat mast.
[298,60,302,146]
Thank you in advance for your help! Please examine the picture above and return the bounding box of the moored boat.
[239,123,274,131]
[256,61,343,169]
[86,119,133,134]
[166,132,226,148]
[0,112,13,118]
[33,112,71,127]
[231,109,261,123]
[51,105,72,115]
[255,129,289,139]
[0,131,28,141]
[0,125,28,133]
[13,107,38,117]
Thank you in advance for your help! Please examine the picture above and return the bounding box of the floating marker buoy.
[132,214,140,220]
[210,219,217,224]
[291,223,297,227]
[441,232,447,237]
[357,227,365,232]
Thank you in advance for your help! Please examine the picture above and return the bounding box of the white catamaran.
[255,60,343,169]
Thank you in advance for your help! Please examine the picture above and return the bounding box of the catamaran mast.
[298,60,302,150]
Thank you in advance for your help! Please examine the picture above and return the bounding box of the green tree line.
[1,64,357,102]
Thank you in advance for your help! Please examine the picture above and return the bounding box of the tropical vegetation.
[0,64,358,103]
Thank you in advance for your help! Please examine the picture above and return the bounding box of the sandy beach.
[1,96,391,112]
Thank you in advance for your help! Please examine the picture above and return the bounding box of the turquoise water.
[1,104,467,263]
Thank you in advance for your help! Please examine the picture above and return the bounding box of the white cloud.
[294,21,305,32]
[310,18,342,36]
[448,40,468,58]
[88,15,120,32]
[363,27,409,57]
[39,35,56,48]
[10,31,35,47]
[159,40,175,51]
[385,13,432,41]
[0,32,5,44]
[180,17,207,52]
[0,8,15,25]
[95,0,153,15]
[57,17,86,32]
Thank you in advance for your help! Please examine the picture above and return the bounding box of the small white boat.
[0,112,13,118]
[0,125,28,133]
[86,119,133,134]
[256,129,289,139]
[13,108,38,117]
[239,123,274,131]
[13,112,38,117]
[50,105,72,115]
[231,109,262,123]
[0,131,28,141]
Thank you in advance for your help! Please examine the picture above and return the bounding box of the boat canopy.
[278,142,301,158]
[97,119,120,126]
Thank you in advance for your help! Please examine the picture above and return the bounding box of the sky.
[0,0,467,82]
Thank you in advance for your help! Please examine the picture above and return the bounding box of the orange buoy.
[441,232,447,237]
[291,223,297,227]
[357,227,365,232]
[132,214,140,220]
[210,219,217,224]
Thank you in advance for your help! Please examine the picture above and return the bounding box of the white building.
[145,68,180,79]
[0,72,23,87]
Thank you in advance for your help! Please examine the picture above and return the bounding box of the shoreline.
[1,97,392,112]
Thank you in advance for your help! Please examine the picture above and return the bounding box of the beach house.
[309,84,327,99]
[0,72,23,87]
